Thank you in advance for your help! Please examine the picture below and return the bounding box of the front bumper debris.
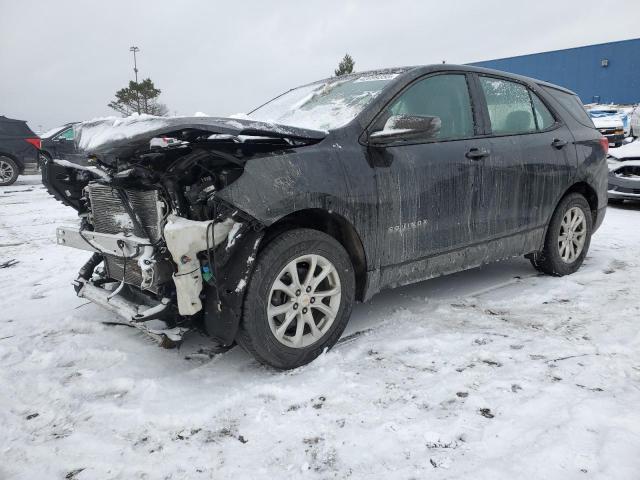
[57,226,149,256]
[76,279,189,348]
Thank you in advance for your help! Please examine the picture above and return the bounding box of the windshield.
[248,73,398,131]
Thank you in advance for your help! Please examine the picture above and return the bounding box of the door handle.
[466,148,490,160]
[551,138,568,149]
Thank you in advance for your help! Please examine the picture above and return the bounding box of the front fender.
[203,219,264,345]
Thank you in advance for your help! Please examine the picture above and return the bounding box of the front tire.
[0,156,19,186]
[530,193,593,276]
[237,228,355,369]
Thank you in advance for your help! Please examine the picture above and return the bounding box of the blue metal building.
[470,38,640,104]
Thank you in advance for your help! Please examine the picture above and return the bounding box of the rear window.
[0,120,33,136]
[479,77,537,135]
[541,86,594,128]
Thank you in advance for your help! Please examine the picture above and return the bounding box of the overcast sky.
[1,0,638,131]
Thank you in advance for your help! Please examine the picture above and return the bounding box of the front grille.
[88,184,163,242]
[599,128,623,135]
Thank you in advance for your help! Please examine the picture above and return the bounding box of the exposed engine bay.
[43,118,324,347]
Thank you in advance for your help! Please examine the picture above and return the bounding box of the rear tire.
[530,193,593,276]
[0,156,19,186]
[237,228,355,370]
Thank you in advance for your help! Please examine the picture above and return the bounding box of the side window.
[480,77,537,135]
[377,74,474,141]
[531,93,555,130]
[542,86,594,128]
[56,128,74,141]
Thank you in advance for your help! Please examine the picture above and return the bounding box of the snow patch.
[235,278,247,293]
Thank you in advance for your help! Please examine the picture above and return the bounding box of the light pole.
[129,46,141,114]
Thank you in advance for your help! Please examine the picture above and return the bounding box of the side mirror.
[369,114,441,146]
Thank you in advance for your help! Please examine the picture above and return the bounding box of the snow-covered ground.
[1,176,640,479]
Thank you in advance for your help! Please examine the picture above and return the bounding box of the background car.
[0,115,40,186]
[589,109,626,147]
[631,105,640,138]
[607,139,640,204]
[38,122,79,165]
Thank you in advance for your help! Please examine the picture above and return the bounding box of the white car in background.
[631,105,640,138]
[589,109,625,147]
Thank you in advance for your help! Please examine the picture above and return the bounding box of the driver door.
[366,73,487,271]
[52,127,76,158]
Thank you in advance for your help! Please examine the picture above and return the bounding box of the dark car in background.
[39,122,79,165]
[0,115,40,186]
[44,65,608,369]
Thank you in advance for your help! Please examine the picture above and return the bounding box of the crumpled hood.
[75,115,327,155]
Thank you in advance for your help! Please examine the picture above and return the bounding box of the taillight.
[25,137,42,150]
[599,137,609,155]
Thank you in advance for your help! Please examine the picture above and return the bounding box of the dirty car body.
[43,65,608,366]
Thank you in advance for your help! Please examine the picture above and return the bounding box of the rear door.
[366,72,487,267]
[472,74,576,241]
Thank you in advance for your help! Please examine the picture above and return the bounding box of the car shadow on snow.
[13,174,43,186]
[608,200,640,211]
[179,256,536,369]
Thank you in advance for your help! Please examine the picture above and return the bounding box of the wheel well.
[0,152,23,173]
[261,209,368,301]
[564,182,598,223]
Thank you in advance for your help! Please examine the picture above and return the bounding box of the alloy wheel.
[558,206,587,263]
[0,159,15,183]
[267,254,341,348]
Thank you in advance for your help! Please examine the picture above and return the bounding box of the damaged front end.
[44,117,323,347]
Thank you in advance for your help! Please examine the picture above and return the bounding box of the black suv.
[0,115,40,186]
[44,65,608,369]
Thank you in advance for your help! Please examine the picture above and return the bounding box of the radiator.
[87,184,163,242]
[87,183,168,293]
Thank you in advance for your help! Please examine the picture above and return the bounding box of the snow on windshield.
[248,73,398,131]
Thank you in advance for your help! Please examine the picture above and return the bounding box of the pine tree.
[334,54,355,76]
[108,78,169,116]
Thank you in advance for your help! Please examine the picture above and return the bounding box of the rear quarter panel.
[537,88,608,227]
